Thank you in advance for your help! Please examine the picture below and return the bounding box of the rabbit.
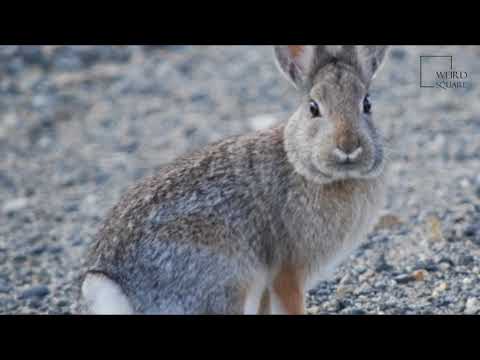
[80,45,390,315]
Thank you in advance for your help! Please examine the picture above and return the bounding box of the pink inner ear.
[287,46,313,75]
[288,46,304,59]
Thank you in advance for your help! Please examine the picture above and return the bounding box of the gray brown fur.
[80,45,390,314]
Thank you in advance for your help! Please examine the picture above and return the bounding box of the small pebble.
[374,214,404,231]
[374,254,393,273]
[18,285,50,300]
[394,274,415,284]
[30,244,47,256]
[438,262,451,271]
[339,274,353,285]
[13,254,28,263]
[427,216,444,242]
[414,259,438,272]
[465,298,480,315]
[457,255,474,266]
[412,269,428,282]
[307,306,320,314]
[48,245,64,254]
[472,234,480,246]
[0,285,11,294]
[2,197,29,215]
[336,285,353,298]
[358,269,375,282]
[432,282,448,297]
[464,224,478,237]
[27,299,43,309]
[56,299,70,307]
[345,308,366,315]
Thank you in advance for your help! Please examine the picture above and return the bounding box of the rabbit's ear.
[357,46,390,81]
[274,46,316,88]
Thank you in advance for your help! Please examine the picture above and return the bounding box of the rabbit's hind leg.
[195,268,268,315]
[130,244,266,315]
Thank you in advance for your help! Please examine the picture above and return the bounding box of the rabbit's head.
[275,45,389,184]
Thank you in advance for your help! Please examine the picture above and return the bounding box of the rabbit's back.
[87,125,289,261]
[82,126,290,313]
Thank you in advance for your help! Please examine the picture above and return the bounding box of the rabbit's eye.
[363,95,372,114]
[309,100,321,118]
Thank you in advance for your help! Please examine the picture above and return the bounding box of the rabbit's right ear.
[357,46,390,81]
[274,46,316,89]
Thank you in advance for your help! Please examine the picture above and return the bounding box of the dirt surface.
[1,45,479,314]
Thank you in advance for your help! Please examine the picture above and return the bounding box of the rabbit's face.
[285,64,384,184]
[274,45,389,184]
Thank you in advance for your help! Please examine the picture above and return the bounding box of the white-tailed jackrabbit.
[80,45,390,314]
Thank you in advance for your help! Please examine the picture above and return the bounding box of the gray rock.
[30,244,47,256]
[63,203,80,213]
[18,285,50,300]
[56,299,70,307]
[465,298,480,315]
[13,254,28,263]
[27,299,43,309]
[69,233,84,246]
[48,245,64,254]
[344,308,366,315]
[472,233,480,246]
[2,197,29,215]
[457,255,475,266]
[0,285,11,294]
[394,274,415,284]
[374,254,394,272]
[0,171,16,193]
[464,224,479,237]
[413,259,438,272]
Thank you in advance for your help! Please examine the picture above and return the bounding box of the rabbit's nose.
[335,125,361,155]
[333,147,363,164]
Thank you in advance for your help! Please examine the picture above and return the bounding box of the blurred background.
[0,45,480,314]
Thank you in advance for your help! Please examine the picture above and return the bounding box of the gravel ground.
[1,45,480,314]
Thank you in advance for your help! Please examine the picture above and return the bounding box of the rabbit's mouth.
[309,158,362,182]
[310,155,382,182]
[309,159,368,182]
[307,144,385,183]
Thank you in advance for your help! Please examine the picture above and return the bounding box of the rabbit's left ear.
[274,45,316,88]
[357,46,390,81]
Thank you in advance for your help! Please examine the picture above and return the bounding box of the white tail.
[81,273,133,315]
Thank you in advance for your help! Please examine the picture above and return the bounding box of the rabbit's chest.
[281,179,385,289]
